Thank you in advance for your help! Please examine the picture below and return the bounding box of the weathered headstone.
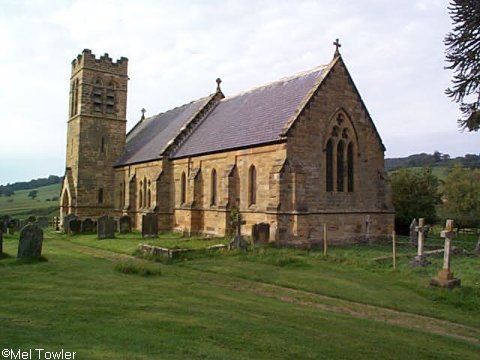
[0,227,3,255]
[409,218,430,267]
[252,223,270,244]
[7,219,18,235]
[69,218,82,235]
[17,224,43,259]
[430,219,461,288]
[119,215,132,234]
[52,216,60,231]
[26,215,36,224]
[142,213,158,238]
[36,217,49,228]
[81,218,95,233]
[63,214,77,233]
[474,237,480,256]
[97,215,115,239]
[409,218,418,245]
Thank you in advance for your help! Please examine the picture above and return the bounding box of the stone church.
[60,45,394,244]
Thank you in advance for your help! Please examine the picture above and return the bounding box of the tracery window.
[325,112,356,193]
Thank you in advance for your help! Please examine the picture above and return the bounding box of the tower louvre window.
[93,87,103,112]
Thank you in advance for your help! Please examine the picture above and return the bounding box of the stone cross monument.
[430,219,461,288]
[409,218,430,267]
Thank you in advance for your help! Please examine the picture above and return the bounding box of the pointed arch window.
[100,137,105,153]
[347,142,354,192]
[210,169,217,206]
[93,83,103,113]
[98,188,104,204]
[106,81,115,114]
[139,181,143,208]
[325,111,356,194]
[147,180,151,208]
[337,141,345,192]
[119,181,124,208]
[71,79,79,116]
[180,172,186,205]
[326,139,333,192]
[248,165,257,206]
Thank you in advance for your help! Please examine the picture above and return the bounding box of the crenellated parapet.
[71,49,128,76]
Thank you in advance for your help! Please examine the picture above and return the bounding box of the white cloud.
[0,0,477,185]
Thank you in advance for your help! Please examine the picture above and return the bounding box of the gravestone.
[142,213,158,238]
[0,220,6,235]
[97,215,115,239]
[17,224,43,259]
[63,214,77,233]
[430,219,461,288]
[81,218,95,233]
[36,217,49,229]
[52,217,60,231]
[409,218,430,267]
[119,215,132,234]
[409,218,418,245]
[26,215,37,224]
[7,219,18,235]
[229,213,248,250]
[0,227,3,254]
[69,218,82,235]
[474,237,480,256]
[252,223,270,244]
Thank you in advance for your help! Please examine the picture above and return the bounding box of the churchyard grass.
[1,230,479,359]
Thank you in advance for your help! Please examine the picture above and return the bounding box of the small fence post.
[323,224,328,257]
[392,230,396,270]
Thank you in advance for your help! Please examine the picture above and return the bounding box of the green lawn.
[0,183,61,218]
[1,230,479,359]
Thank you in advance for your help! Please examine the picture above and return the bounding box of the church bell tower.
[60,49,128,221]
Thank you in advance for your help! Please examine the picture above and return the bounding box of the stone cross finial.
[141,108,146,121]
[333,38,342,55]
[216,78,222,92]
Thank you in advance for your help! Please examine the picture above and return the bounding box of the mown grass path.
[57,239,480,346]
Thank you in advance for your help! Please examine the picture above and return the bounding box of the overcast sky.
[0,0,478,185]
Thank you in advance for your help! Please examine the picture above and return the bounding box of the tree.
[390,168,441,233]
[28,190,38,200]
[445,0,480,131]
[442,165,480,228]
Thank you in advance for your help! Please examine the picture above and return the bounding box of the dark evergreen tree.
[445,0,480,131]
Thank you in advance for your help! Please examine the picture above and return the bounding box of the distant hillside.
[385,152,480,171]
[0,175,62,197]
[0,182,61,218]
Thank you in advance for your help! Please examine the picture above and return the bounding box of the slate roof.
[115,95,214,166]
[171,65,327,159]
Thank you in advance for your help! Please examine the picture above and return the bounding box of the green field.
[1,230,479,359]
[0,183,61,218]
